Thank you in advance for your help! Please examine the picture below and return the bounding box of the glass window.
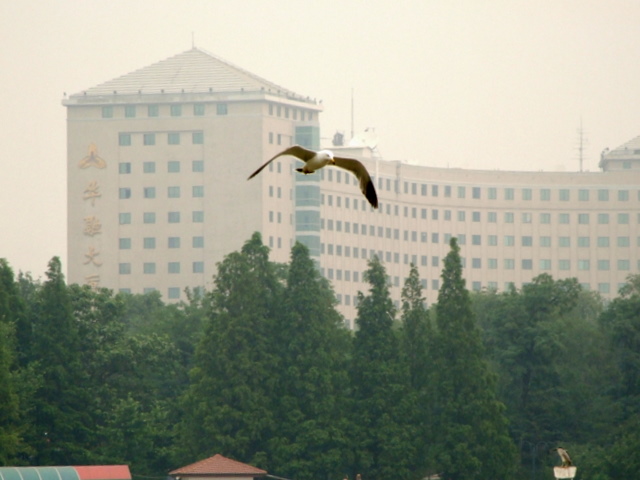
[193,160,204,172]
[578,213,589,224]
[168,262,180,274]
[559,259,571,270]
[143,133,155,145]
[168,186,180,198]
[504,188,514,200]
[168,132,180,145]
[124,105,136,118]
[504,259,515,269]
[193,185,204,197]
[488,187,497,199]
[143,187,156,199]
[540,213,551,224]
[119,263,131,274]
[617,236,630,247]
[101,106,113,118]
[579,189,589,201]
[488,258,498,269]
[598,189,609,201]
[578,260,590,270]
[598,213,609,224]
[488,212,497,223]
[192,131,204,144]
[193,236,204,248]
[540,188,551,201]
[194,103,205,116]
[143,262,156,274]
[119,162,131,174]
[148,105,159,117]
[618,190,629,201]
[504,235,514,246]
[168,287,181,299]
[559,213,570,224]
[522,236,533,246]
[143,237,156,249]
[143,161,155,173]
[598,260,610,271]
[119,133,131,146]
[618,213,629,224]
[168,237,180,248]
[488,235,497,246]
[540,236,551,247]
[578,237,590,247]
[522,188,532,200]
[559,237,571,247]
[522,213,532,223]
[170,104,182,117]
[504,212,514,223]
[597,237,609,247]
[522,259,533,270]
[168,211,180,223]
[618,259,630,270]
[539,259,551,270]
[143,212,156,224]
[193,261,204,273]
[472,211,480,222]
[193,211,204,222]
[168,161,181,173]
[217,103,228,115]
[472,187,481,199]
[559,189,570,201]
[457,186,465,198]
[119,188,131,199]
[119,238,131,249]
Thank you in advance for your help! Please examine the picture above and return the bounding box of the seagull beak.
[331,158,336,165]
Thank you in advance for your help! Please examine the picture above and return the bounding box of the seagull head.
[318,150,336,165]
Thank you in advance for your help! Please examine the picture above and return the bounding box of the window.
[168,161,180,173]
[618,190,629,201]
[119,188,131,199]
[143,263,156,274]
[522,188,532,200]
[168,186,181,198]
[522,213,532,223]
[488,235,497,246]
[168,212,180,223]
[598,213,609,224]
[143,237,156,249]
[192,131,204,144]
[472,211,481,222]
[597,237,609,247]
[488,258,498,269]
[504,235,515,246]
[217,103,228,115]
[192,211,204,222]
[522,236,533,246]
[143,187,156,199]
[170,104,182,116]
[143,161,155,173]
[504,259,515,269]
[598,260,610,271]
[193,160,204,172]
[559,260,571,270]
[168,262,180,274]
[540,236,551,247]
[148,105,159,117]
[472,187,481,199]
[578,237,590,247]
[559,237,571,247]
[168,132,180,145]
[559,189,570,201]
[168,237,180,248]
[472,258,482,268]
[618,259,630,270]
[194,103,205,115]
[457,186,465,198]
[504,212,514,223]
[522,259,533,270]
[119,238,131,249]
[119,263,131,274]
[488,212,497,223]
[457,211,465,221]
[598,189,609,201]
[540,188,551,201]
[143,133,155,145]
[193,236,204,248]
[578,213,589,224]
[598,283,610,294]
[444,185,451,197]
[193,186,204,197]
[119,162,131,174]
[102,106,113,118]
[540,213,551,224]
[540,259,551,270]
[143,212,156,224]
[472,235,481,245]
[193,261,204,273]
[578,260,590,270]
[505,188,514,200]
[119,133,131,146]
[168,287,181,299]
[559,213,570,224]
[579,189,589,201]
[488,187,497,199]
[124,105,136,118]
[618,213,629,224]
[617,236,630,247]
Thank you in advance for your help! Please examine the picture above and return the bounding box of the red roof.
[74,466,131,480]
[170,454,267,476]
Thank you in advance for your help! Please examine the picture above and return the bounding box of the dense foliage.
[0,234,638,480]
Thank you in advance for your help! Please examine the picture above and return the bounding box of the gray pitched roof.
[72,47,301,98]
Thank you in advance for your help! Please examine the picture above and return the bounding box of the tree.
[177,233,282,467]
[350,256,414,480]
[429,239,516,480]
[268,242,351,480]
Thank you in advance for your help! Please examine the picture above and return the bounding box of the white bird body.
[248,145,378,208]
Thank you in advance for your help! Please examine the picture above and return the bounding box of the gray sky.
[2,0,640,279]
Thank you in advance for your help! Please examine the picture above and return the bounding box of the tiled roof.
[169,454,267,476]
[72,47,297,97]
[611,135,640,153]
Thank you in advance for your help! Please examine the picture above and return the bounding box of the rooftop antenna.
[350,87,354,141]
[576,117,588,172]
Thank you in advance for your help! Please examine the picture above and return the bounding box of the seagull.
[551,447,573,467]
[247,145,378,208]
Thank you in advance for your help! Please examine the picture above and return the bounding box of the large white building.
[64,48,640,325]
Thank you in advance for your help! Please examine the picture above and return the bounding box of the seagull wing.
[247,145,317,179]
[333,156,378,208]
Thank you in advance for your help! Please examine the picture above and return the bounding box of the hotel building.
[64,48,640,326]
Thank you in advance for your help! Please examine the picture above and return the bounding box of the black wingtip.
[367,181,379,209]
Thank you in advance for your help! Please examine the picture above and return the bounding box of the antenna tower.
[576,118,588,172]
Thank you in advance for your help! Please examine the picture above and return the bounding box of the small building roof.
[71,47,300,98]
[0,466,131,480]
[169,454,267,477]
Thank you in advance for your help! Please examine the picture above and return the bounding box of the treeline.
[0,232,639,480]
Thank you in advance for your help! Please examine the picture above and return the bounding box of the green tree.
[350,256,414,480]
[268,242,351,480]
[429,239,516,480]
[177,233,282,467]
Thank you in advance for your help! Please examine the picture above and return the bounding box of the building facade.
[65,48,640,326]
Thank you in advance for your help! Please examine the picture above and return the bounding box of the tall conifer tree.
[430,239,516,480]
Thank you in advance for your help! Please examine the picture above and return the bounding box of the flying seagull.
[248,145,378,208]
[551,447,573,467]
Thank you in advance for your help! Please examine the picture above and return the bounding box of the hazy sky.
[2,0,640,279]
